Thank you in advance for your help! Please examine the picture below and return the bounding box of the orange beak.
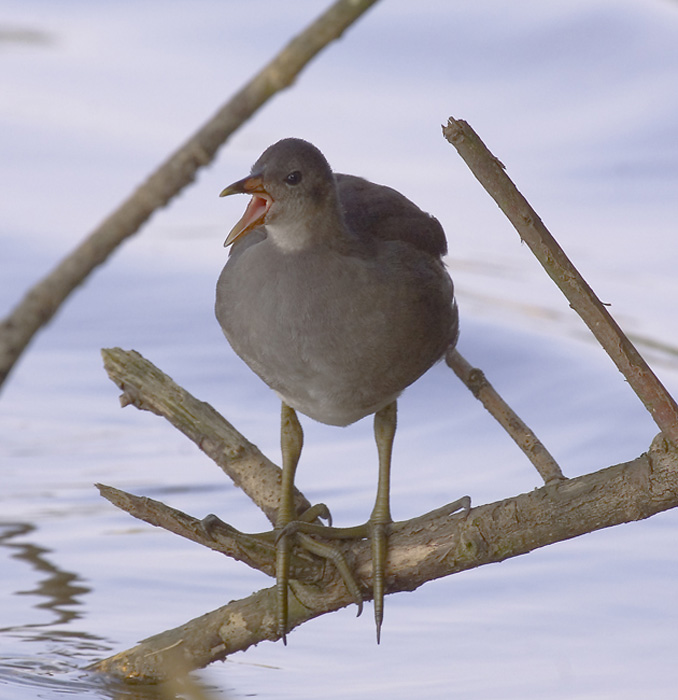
[219,175,272,246]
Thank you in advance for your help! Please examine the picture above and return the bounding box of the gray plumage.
[216,138,458,426]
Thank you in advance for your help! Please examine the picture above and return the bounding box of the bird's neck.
[265,202,355,254]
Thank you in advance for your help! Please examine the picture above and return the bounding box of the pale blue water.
[2,1,678,698]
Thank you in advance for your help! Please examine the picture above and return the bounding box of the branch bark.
[0,0,380,391]
[101,347,311,525]
[93,482,323,582]
[442,117,678,447]
[90,426,678,681]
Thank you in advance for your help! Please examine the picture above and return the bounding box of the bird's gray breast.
[216,234,455,426]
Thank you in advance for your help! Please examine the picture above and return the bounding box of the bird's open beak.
[220,174,272,246]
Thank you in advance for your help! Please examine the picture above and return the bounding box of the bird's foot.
[423,495,472,521]
[294,502,333,527]
[451,495,472,518]
[200,509,357,642]
[273,504,366,642]
[278,515,391,641]
[279,495,472,643]
[199,496,470,643]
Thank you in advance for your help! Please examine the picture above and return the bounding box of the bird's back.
[336,174,449,258]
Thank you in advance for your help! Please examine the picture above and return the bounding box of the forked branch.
[91,408,678,680]
[90,349,678,681]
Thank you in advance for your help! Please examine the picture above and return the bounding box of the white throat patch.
[265,222,313,253]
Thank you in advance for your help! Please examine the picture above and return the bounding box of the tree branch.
[0,0,381,391]
[442,117,678,447]
[90,432,678,682]
[94,483,322,582]
[446,348,565,484]
[100,347,311,525]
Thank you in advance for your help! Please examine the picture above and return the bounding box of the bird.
[215,137,459,643]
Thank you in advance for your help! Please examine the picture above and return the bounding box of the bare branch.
[90,433,678,681]
[0,0,381,391]
[95,483,323,581]
[92,349,678,681]
[100,347,313,525]
[446,348,565,484]
[442,117,678,447]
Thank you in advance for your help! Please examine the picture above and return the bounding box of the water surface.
[2,1,678,698]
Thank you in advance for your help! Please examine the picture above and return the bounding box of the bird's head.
[219,138,338,250]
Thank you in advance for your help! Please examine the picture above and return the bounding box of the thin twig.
[446,348,565,484]
[0,0,381,391]
[442,117,678,447]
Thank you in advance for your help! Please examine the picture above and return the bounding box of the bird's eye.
[285,171,302,186]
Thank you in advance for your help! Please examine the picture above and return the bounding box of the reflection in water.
[2,522,89,628]
[0,521,105,689]
[0,523,230,699]
[0,521,92,637]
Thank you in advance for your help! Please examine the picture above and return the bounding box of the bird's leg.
[276,402,304,643]
[275,401,398,641]
[370,400,396,643]
[202,402,362,642]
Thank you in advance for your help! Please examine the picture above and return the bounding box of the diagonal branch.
[442,117,678,447]
[0,0,381,391]
[446,348,565,484]
[101,347,310,525]
[90,432,678,682]
[94,483,323,581]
